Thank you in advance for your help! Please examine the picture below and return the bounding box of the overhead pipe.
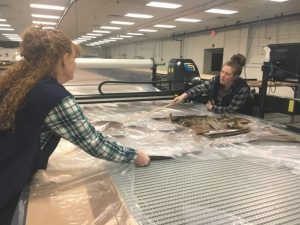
[56,0,76,29]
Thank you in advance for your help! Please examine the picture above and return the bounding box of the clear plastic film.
[15,100,300,225]
[75,58,154,69]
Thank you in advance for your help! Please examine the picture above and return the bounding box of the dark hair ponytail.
[225,54,246,76]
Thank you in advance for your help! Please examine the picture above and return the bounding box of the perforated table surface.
[111,157,300,225]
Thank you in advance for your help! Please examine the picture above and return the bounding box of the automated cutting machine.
[12,57,300,225]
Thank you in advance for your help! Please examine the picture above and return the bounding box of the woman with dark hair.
[0,27,150,225]
[172,54,252,115]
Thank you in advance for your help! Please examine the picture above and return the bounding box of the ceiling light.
[100,26,121,30]
[82,35,96,38]
[154,24,176,28]
[0,24,11,27]
[78,37,91,40]
[3,34,19,36]
[269,0,288,2]
[0,28,14,31]
[146,2,182,9]
[77,39,91,42]
[205,8,238,14]
[175,18,202,23]
[44,27,54,29]
[126,32,144,36]
[87,33,103,36]
[33,25,55,29]
[138,29,158,32]
[31,14,60,19]
[32,21,56,25]
[103,39,113,41]
[110,21,134,25]
[110,37,124,40]
[119,35,133,38]
[8,38,21,41]
[92,30,111,33]
[30,4,65,10]
[125,13,153,18]
[0,19,6,22]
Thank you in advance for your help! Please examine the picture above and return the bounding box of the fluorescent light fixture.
[126,32,144,36]
[269,0,288,2]
[77,38,91,40]
[154,24,176,28]
[175,18,202,22]
[32,21,56,25]
[138,29,158,32]
[119,35,133,38]
[82,35,96,38]
[0,28,14,31]
[3,34,19,36]
[92,30,111,33]
[30,4,65,10]
[0,24,11,27]
[110,37,124,40]
[73,40,86,44]
[100,26,121,30]
[42,26,54,29]
[33,25,55,29]
[205,8,238,14]
[78,39,91,41]
[146,2,182,9]
[87,33,103,36]
[110,21,134,25]
[31,14,60,19]
[103,39,114,42]
[78,36,91,39]
[125,13,153,18]
[0,19,6,22]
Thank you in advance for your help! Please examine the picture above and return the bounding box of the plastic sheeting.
[75,58,154,69]
[14,100,300,225]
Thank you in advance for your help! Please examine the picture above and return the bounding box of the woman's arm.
[44,96,143,163]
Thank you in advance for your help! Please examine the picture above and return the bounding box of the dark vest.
[0,78,71,207]
[209,75,252,115]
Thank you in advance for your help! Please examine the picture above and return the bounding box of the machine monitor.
[183,63,196,72]
[167,58,200,92]
[269,43,300,82]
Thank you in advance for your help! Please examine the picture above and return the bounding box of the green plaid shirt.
[41,96,137,163]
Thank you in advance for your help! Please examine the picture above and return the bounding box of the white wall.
[246,16,300,97]
[0,48,19,61]
[101,15,300,98]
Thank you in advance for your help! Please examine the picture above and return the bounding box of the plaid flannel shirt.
[40,96,137,163]
[186,79,250,114]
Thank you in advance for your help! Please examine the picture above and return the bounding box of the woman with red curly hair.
[0,27,150,224]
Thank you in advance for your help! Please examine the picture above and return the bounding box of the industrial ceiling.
[0,0,299,47]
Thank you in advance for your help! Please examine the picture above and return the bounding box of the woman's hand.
[206,101,213,111]
[134,150,150,166]
[171,93,189,104]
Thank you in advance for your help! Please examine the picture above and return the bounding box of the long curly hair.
[0,26,79,131]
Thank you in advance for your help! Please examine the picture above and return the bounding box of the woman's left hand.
[206,101,213,111]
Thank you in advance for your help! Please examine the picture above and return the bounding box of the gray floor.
[264,113,300,132]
